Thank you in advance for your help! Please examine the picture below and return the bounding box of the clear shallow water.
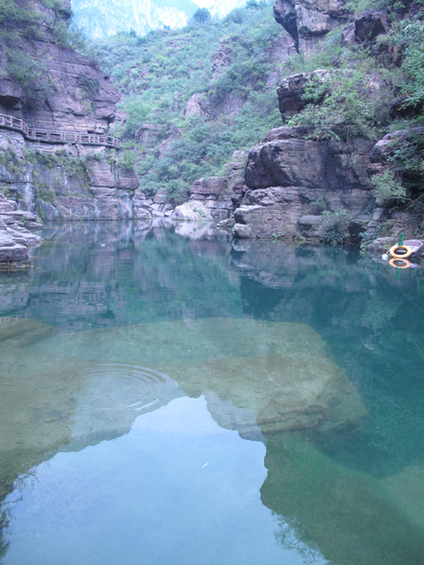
[2,396,301,565]
[0,220,424,565]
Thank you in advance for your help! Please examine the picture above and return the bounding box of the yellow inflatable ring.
[389,244,412,259]
[389,257,411,269]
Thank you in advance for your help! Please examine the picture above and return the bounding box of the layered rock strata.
[0,130,143,221]
[183,151,247,222]
[0,193,42,265]
[0,0,145,221]
[0,0,119,133]
[227,126,373,239]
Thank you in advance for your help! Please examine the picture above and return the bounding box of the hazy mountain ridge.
[71,0,247,38]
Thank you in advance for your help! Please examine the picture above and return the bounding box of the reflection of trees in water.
[0,508,8,560]
[237,243,424,477]
[0,450,47,562]
[1,228,424,562]
[274,517,323,565]
[0,222,240,330]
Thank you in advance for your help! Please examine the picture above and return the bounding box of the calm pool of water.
[0,220,424,565]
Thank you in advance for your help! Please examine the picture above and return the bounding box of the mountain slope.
[91,1,284,203]
[90,0,424,241]
[71,0,248,38]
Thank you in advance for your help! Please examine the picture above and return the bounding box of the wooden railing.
[0,113,120,148]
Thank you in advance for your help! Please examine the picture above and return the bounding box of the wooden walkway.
[0,113,120,148]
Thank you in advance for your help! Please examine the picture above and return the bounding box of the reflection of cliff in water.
[1,224,424,563]
[0,314,366,561]
[261,433,424,565]
[233,240,424,478]
[1,220,240,330]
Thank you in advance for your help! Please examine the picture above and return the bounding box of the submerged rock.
[161,319,366,435]
[0,317,365,454]
[262,434,424,565]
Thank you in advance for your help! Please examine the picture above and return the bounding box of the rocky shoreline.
[0,193,43,267]
[0,0,422,266]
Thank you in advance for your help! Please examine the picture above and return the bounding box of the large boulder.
[244,127,373,191]
[369,128,424,186]
[340,9,388,46]
[190,176,228,197]
[232,126,374,239]
[277,70,329,117]
[171,200,213,222]
[277,69,386,121]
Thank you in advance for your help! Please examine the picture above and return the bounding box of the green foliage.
[391,128,424,176]
[29,150,93,183]
[38,184,56,204]
[279,28,346,75]
[0,147,23,174]
[6,48,54,102]
[192,8,211,24]
[118,150,136,172]
[288,69,391,140]
[224,8,247,24]
[232,91,282,147]
[90,1,282,203]
[317,209,354,245]
[370,169,406,200]
[62,157,91,179]
[344,0,414,14]
[395,16,424,115]
[0,0,39,27]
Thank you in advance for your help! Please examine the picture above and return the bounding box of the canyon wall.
[186,0,421,245]
[0,0,145,224]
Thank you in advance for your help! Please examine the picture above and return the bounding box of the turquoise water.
[1,221,424,565]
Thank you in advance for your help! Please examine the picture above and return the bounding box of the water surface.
[1,221,424,564]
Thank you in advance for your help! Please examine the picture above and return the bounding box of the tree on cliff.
[192,8,211,23]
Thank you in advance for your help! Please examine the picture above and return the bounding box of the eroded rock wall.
[0,192,42,265]
[273,0,350,54]
[0,0,145,222]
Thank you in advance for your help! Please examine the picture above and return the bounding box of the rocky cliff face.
[0,0,119,132]
[187,0,421,244]
[0,0,144,227]
[204,124,374,241]
[0,192,42,265]
[273,0,350,54]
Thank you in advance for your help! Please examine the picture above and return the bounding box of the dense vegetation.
[90,0,283,202]
[87,0,423,205]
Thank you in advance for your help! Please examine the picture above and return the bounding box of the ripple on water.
[67,363,184,449]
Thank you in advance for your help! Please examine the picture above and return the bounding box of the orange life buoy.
[389,244,412,259]
[389,257,411,269]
